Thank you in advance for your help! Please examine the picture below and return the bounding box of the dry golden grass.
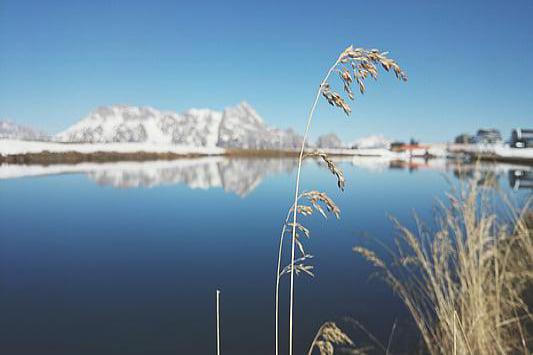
[308,322,370,355]
[305,152,346,191]
[354,179,532,354]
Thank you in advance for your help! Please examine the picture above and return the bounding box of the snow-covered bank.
[0,139,225,156]
[0,139,442,160]
[449,144,533,161]
[493,145,533,159]
[5,139,531,165]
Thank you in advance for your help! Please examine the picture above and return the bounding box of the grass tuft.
[354,178,532,354]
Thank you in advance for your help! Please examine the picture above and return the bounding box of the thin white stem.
[216,289,221,355]
[288,55,342,355]
[275,209,292,355]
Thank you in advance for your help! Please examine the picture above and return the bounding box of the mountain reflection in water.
[87,158,298,196]
[0,157,531,195]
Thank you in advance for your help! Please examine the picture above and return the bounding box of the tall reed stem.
[216,289,221,355]
[275,209,292,355]
[287,55,342,355]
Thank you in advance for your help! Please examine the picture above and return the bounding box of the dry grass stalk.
[275,191,341,354]
[300,191,341,219]
[354,179,533,354]
[307,322,368,355]
[305,152,346,191]
[322,46,407,117]
[277,43,406,355]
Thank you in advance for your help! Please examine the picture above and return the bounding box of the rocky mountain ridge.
[53,102,305,149]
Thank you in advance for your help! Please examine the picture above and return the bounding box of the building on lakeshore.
[454,133,475,144]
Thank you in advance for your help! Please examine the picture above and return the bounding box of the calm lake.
[0,157,531,354]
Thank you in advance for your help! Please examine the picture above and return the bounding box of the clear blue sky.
[1,0,532,142]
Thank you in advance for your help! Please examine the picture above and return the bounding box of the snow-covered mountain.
[0,120,49,141]
[351,135,391,149]
[54,105,221,146]
[54,102,303,149]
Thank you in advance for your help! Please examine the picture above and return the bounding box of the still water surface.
[0,157,530,354]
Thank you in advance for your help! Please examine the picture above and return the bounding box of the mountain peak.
[236,100,252,110]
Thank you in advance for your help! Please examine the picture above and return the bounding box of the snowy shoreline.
[0,139,352,156]
[0,139,400,160]
[448,143,533,163]
[0,139,226,156]
[1,140,532,166]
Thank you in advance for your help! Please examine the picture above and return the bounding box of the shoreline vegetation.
[306,179,532,354]
[0,149,324,165]
[353,179,532,354]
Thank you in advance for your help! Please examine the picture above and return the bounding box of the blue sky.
[0,0,532,142]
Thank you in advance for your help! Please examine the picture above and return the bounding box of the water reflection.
[0,155,530,355]
[444,161,533,191]
[0,157,531,195]
[508,169,533,190]
[0,158,298,197]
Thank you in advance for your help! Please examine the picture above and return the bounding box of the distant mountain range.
[0,120,49,141]
[53,102,305,149]
[1,102,389,150]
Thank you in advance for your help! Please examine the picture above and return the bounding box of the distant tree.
[390,141,406,151]
[316,133,343,149]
